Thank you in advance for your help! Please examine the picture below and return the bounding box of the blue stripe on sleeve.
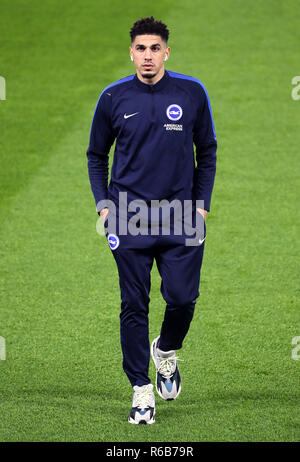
[168,70,216,139]
[90,74,135,129]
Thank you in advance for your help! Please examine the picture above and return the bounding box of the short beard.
[141,72,156,79]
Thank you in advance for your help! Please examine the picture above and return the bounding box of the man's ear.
[165,46,171,60]
[129,46,133,62]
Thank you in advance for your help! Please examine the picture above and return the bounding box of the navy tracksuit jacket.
[87,70,217,387]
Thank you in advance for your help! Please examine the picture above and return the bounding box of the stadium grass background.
[0,0,299,442]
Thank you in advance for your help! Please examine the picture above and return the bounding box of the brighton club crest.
[166,104,183,121]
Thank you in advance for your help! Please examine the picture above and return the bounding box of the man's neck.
[137,67,165,86]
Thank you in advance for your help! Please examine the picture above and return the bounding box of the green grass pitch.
[0,0,299,442]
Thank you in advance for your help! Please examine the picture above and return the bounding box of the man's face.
[130,35,170,83]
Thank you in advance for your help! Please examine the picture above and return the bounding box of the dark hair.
[130,16,169,43]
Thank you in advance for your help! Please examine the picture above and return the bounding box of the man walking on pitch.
[87,17,217,424]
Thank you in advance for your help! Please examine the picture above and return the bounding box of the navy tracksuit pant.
[106,208,205,387]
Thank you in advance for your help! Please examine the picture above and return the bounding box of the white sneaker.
[151,336,182,400]
[128,383,155,424]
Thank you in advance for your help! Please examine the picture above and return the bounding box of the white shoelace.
[135,385,153,409]
[158,355,183,379]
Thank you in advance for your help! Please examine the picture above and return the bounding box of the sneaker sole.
[151,338,182,401]
[128,416,155,425]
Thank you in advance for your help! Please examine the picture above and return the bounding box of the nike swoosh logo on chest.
[124,112,139,119]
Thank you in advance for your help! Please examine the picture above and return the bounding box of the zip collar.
[133,70,171,92]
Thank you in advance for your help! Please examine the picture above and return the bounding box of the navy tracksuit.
[87,70,217,387]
